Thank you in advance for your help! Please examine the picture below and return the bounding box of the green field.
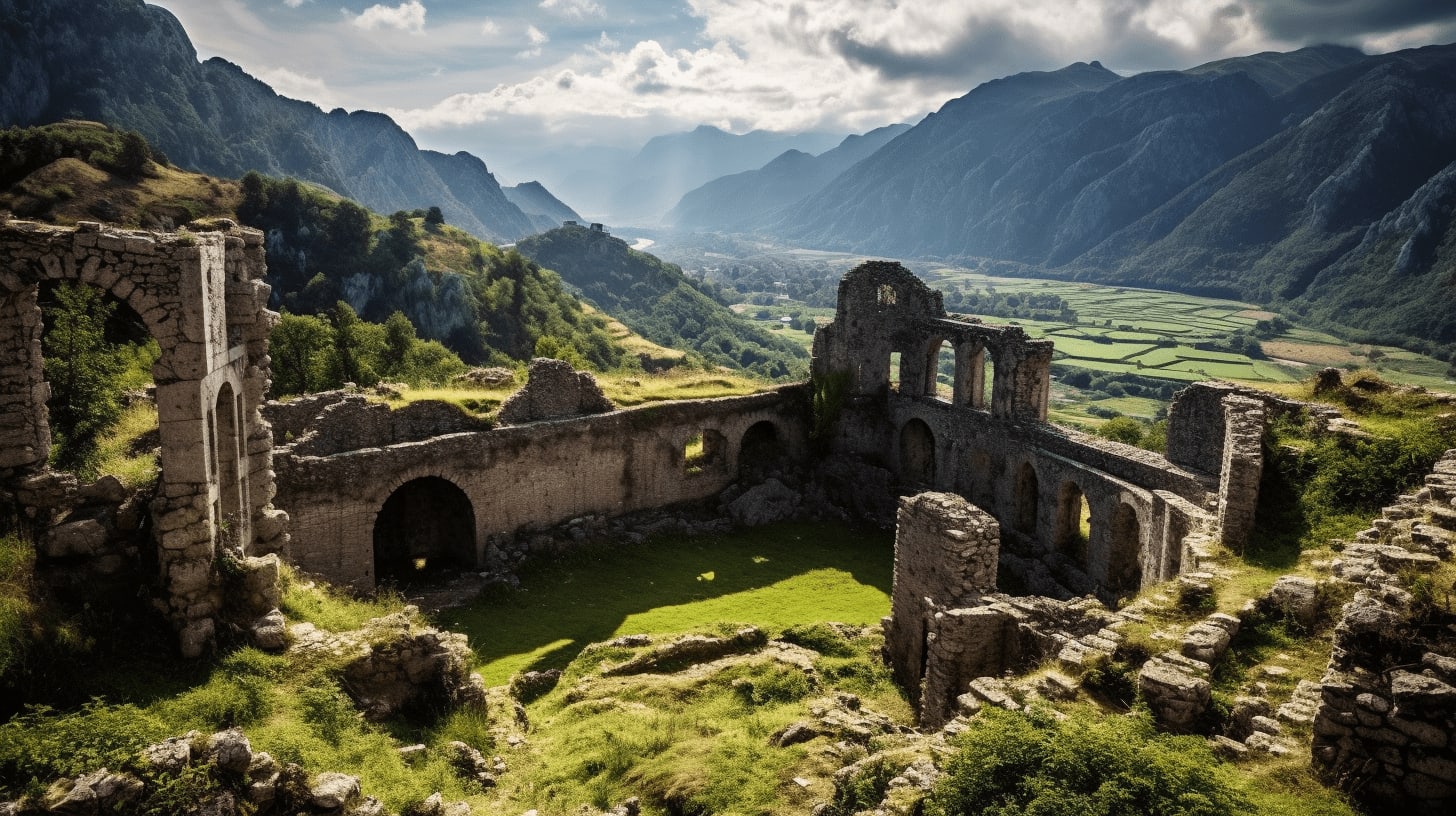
[442,522,893,684]
[916,264,1454,391]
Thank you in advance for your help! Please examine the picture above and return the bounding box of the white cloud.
[540,0,605,20]
[517,24,551,57]
[598,31,619,49]
[351,0,426,34]
[282,0,306,8]
[254,66,340,109]
[479,18,499,35]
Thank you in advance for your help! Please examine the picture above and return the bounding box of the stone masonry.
[498,357,614,424]
[0,219,287,656]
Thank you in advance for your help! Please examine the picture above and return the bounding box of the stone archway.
[738,420,785,481]
[899,418,936,487]
[1107,502,1143,594]
[372,476,476,583]
[0,221,282,656]
[1054,481,1090,564]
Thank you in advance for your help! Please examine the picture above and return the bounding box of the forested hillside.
[517,225,808,379]
[0,0,541,242]
[0,122,628,379]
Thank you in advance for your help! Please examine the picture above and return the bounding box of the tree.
[424,206,445,229]
[113,130,152,178]
[329,301,383,387]
[1097,416,1146,446]
[381,310,417,375]
[43,283,124,472]
[269,311,336,397]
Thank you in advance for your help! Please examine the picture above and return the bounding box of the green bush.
[928,707,1247,816]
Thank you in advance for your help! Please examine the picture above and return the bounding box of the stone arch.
[1107,502,1143,594]
[211,380,247,548]
[0,222,280,656]
[1054,481,1090,564]
[738,420,785,481]
[926,338,954,400]
[1014,461,1039,535]
[898,418,935,487]
[372,476,476,583]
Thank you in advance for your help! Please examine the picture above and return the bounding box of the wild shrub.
[927,707,1247,816]
[779,622,854,656]
[0,701,166,793]
[1080,655,1139,709]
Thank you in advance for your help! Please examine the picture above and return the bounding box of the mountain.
[759,44,1456,353]
[666,123,912,229]
[516,225,809,378]
[0,0,539,243]
[0,121,632,372]
[504,181,583,234]
[538,125,842,224]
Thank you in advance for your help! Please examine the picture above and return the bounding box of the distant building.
[564,220,578,227]
[590,222,606,233]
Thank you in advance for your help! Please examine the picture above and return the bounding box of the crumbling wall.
[498,357,614,424]
[1217,396,1265,553]
[1312,449,1456,813]
[266,393,486,458]
[884,492,1000,706]
[0,219,285,656]
[273,386,809,589]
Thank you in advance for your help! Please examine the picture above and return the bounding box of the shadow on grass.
[438,521,894,683]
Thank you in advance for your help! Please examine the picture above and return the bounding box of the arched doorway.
[1108,503,1143,594]
[1054,481,1090,564]
[1014,462,1039,535]
[899,419,935,487]
[738,420,785,482]
[373,477,476,583]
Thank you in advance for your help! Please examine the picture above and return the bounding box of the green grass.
[0,535,35,681]
[92,401,159,487]
[441,522,893,685]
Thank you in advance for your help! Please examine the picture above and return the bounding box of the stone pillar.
[0,281,49,473]
[953,341,983,409]
[1217,395,1265,553]
[885,492,1000,708]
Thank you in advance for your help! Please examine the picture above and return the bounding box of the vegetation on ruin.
[1250,371,1456,567]
[927,707,1247,816]
[0,535,35,683]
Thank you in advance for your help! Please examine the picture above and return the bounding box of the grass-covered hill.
[516,225,809,379]
[0,121,628,375]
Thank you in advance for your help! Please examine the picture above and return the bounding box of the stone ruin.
[0,219,288,655]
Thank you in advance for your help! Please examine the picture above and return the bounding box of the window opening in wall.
[983,354,996,410]
[889,351,902,392]
[37,280,160,482]
[934,340,955,400]
[684,429,726,475]
[1055,482,1090,564]
[877,284,897,306]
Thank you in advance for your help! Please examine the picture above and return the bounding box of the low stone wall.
[265,393,488,458]
[1311,449,1456,812]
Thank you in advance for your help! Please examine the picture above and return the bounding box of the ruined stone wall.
[273,387,808,588]
[1166,381,1303,476]
[265,393,487,458]
[1217,396,1266,553]
[0,219,284,655]
[884,492,999,703]
[867,396,1211,602]
[1311,449,1456,813]
[810,261,1232,603]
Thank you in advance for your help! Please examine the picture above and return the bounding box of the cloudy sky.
[148,0,1456,182]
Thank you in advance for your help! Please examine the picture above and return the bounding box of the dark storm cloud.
[826,18,1054,80]
[1245,0,1456,41]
